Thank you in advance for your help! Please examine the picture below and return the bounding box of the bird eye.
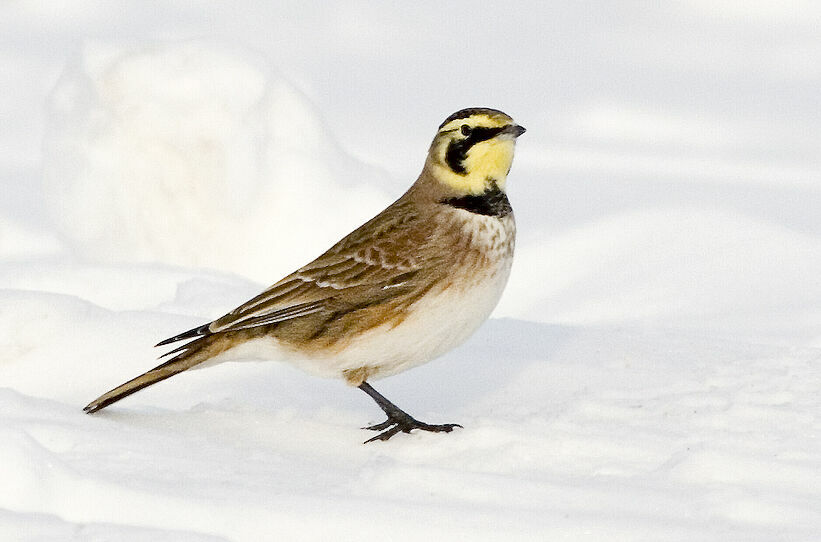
[460,124,472,136]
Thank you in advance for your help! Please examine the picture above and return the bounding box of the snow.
[42,41,389,281]
[2,2,821,541]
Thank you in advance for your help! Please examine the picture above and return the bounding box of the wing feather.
[216,299,326,331]
[204,201,448,335]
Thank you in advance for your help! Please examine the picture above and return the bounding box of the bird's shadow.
[89,318,574,424]
[389,318,575,412]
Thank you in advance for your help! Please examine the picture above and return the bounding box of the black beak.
[503,124,526,138]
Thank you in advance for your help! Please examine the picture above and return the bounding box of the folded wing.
[157,201,446,345]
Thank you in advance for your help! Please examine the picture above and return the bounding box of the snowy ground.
[2,2,821,541]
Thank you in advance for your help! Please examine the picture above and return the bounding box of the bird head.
[425,108,525,196]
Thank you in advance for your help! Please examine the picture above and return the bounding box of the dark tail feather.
[155,323,211,347]
[84,339,211,414]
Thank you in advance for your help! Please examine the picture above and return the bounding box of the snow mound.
[43,42,390,282]
[2,315,819,540]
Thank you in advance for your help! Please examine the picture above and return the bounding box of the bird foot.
[362,411,462,443]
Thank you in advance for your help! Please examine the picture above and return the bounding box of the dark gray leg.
[358,382,462,443]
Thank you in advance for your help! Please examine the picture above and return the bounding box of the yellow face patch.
[428,111,519,195]
[430,138,515,195]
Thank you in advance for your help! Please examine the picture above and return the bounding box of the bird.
[84,107,525,442]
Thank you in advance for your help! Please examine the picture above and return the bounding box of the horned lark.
[84,107,525,442]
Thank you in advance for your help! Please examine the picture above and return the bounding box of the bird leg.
[357,382,462,443]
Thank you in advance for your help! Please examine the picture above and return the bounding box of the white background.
[1,2,820,540]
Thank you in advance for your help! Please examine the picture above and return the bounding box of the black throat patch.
[441,184,512,217]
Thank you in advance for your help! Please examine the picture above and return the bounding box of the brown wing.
[206,200,450,338]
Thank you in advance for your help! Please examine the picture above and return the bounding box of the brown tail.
[84,337,214,414]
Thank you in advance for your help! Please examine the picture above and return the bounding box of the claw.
[362,419,394,431]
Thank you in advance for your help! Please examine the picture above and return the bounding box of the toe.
[362,419,394,431]
[364,425,402,443]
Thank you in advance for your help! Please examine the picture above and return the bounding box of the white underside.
[201,213,515,381]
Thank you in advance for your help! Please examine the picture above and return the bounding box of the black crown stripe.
[438,107,509,129]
